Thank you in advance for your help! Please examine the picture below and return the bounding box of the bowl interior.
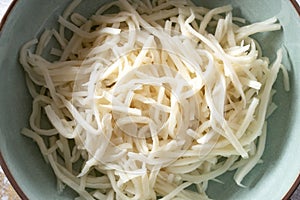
[0,0,299,199]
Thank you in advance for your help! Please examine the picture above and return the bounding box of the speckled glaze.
[0,0,299,200]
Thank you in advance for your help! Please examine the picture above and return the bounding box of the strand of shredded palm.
[19,0,289,199]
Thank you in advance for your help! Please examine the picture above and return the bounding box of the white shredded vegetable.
[19,0,289,199]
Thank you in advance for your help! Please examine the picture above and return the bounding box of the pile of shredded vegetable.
[19,0,289,199]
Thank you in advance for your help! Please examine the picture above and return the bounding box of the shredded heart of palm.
[19,0,289,199]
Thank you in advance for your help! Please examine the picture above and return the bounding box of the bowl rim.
[0,1,29,199]
[0,0,17,30]
[0,0,299,199]
[0,153,28,200]
[290,0,300,15]
[283,174,300,199]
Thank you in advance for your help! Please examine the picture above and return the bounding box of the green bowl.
[0,0,299,199]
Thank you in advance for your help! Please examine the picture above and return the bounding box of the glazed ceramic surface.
[0,0,299,199]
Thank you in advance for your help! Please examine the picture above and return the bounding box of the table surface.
[0,0,300,200]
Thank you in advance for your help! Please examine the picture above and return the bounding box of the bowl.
[0,0,300,199]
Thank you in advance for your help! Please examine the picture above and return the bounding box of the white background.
[0,0,12,20]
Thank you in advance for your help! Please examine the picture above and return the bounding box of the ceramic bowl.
[0,0,299,199]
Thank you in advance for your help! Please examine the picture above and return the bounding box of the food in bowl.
[18,0,289,199]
